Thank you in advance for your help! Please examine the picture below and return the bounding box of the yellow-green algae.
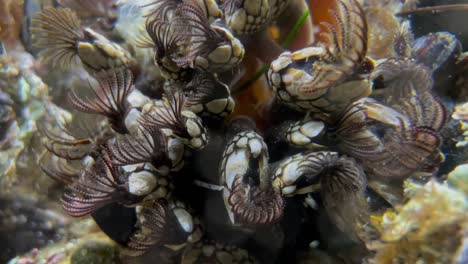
[448,164,468,195]
[370,178,468,264]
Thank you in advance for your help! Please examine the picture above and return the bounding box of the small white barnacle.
[183,112,208,149]
[128,170,158,196]
[222,0,270,35]
[186,119,202,137]
[207,22,245,71]
[173,207,194,233]
[124,108,142,135]
[206,99,229,114]
[183,71,235,118]
[127,89,151,108]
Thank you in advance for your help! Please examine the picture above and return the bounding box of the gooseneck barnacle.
[268,0,370,113]
[38,113,111,160]
[31,7,83,68]
[272,151,368,240]
[219,119,284,226]
[68,68,134,133]
[125,199,202,256]
[183,71,236,118]
[26,0,457,261]
[31,7,134,74]
[143,0,245,79]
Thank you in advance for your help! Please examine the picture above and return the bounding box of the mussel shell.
[412,32,463,96]
[412,32,462,71]
[404,0,468,48]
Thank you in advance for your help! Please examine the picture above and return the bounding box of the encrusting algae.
[8,219,120,264]
[370,178,468,264]
[1,0,468,263]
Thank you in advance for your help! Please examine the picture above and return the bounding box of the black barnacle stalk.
[68,68,134,134]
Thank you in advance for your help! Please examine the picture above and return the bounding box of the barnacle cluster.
[2,0,468,263]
